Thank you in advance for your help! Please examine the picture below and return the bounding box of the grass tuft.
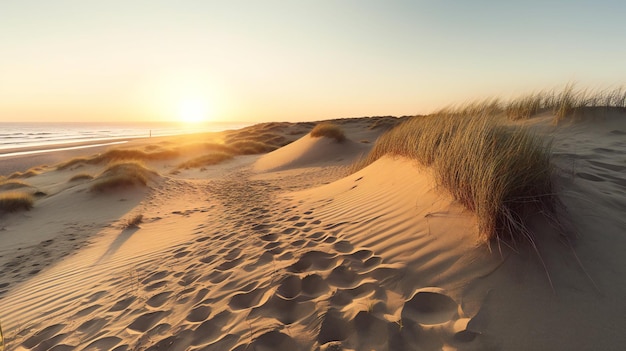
[176,152,234,169]
[229,140,277,155]
[8,169,39,179]
[310,123,347,142]
[0,192,35,213]
[91,162,157,192]
[503,84,626,122]
[0,179,31,191]
[69,173,94,182]
[352,114,554,242]
[123,214,143,229]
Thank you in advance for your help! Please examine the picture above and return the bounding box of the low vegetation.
[433,84,626,123]
[352,114,554,243]
[0,179,31,191]
[69,173,94,182]
[7,169,39,179]
[91,162,157,192]
[229,140,276,155]
[123,214,143,229]
[368,116,403,130]
[176,152,234,170]
[0,192,35,213]
[310,123,347,142]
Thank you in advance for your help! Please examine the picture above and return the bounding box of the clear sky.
[1,1,625,123]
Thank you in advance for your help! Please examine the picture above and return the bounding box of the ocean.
[0,121,250,157]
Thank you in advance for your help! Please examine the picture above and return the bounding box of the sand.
[1,114,625,350]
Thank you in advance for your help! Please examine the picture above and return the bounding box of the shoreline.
[0,131,222,176]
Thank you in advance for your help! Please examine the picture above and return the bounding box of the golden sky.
[1,1,625,123]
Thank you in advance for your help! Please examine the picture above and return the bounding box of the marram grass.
[434,84,626,122]
[310,123,347,142]
[0,192,35,213]
[352,114,554,243]
[91,161,157,192]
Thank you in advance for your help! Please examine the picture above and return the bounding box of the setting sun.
[177,98,210,123]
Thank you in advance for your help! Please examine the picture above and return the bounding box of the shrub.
[310,123,347,142]
[0,192,34,213]
[352,114,554,242]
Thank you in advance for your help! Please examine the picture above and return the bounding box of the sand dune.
[254,134,369,172]
[1,114,626,350]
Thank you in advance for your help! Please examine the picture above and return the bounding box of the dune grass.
[310,123,347,142]
[8,169,39,179]
[176,152,234,170]
[0,179,31,191]
[229,140,277,155]
[69,173,94,182]
[352,114,554,243]
[123,214,143,229]
[432,84,626,123]
[0,192,34,213]
[368,116,402,130]
[91,161,157,192]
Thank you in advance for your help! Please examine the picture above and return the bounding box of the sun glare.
[178,99,210,123]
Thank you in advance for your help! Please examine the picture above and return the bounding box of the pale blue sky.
[1,1,625,123]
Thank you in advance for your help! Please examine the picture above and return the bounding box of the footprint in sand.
[333,240,354,253]
[301,273,330,298]
[327,264,362,289]
[252,294,316,325]
[81,336,122,351]
[141,270,170,285]
[108,296,136,312]
[180,303,210,324]
[261,233,279,241]
[190,310,233,346]
[288,251,338,273]
[245,330,298,351]
[22,324,66,349]
[228,286,271,310]
[353,311,390,349]
[401,287,459,325]
[276,274,302,299]
[127,311,169,333]
[318,308,352,345]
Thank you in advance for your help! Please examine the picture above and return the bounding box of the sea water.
[0,121,250,156]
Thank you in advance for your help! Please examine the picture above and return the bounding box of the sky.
[1,0,625,123]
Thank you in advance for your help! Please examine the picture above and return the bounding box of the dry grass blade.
[503,83,626,122]
[352,114,554,242]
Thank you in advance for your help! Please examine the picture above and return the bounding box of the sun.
[177,98,210,123]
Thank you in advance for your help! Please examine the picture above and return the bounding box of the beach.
[1,113,626,350]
